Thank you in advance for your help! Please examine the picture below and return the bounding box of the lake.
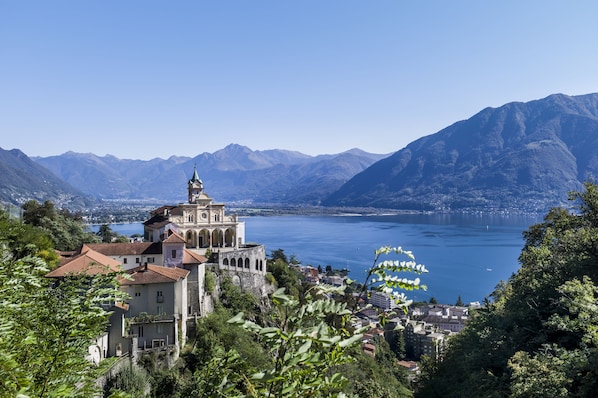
[93,213,542,305]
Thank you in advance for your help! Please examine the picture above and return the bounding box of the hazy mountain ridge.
[31,144,389,206]
[324,93,598,212]
[5,93,598,213]
[0,148,91,207]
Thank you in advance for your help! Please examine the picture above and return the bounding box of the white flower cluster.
[378,259,428,273]
[375,245,415,260]
[371,276,421,286]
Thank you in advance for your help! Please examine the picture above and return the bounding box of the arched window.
[237,258,243,267]
[223,258,229,266]
[245,258,250,268]
[255,259,259,270]
[231,258,236,267]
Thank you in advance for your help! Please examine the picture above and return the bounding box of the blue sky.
[2,1,598,160]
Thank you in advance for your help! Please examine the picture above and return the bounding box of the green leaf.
[296,339,312,355]
[339,333,363,348]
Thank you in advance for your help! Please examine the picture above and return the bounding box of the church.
[143,165,267,276]
[48,166,269,364]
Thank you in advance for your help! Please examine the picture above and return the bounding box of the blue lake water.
[94,213,541,305]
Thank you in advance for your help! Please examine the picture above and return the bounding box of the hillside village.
[39,166,471,391]
[297,264,471,370]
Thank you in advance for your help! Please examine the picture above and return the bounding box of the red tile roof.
[183,249,207,264]
[46,247,123,277]
[149,205,176,217]
[83,242,162,256]
[122,264,190,285]
[163,231,185,244]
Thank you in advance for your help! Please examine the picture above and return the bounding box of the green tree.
[22,199,57,225]
[114,234,130,243]
[0,248,128,397]
[269,248,288,264]
[180,347,247,397]
[98,223,115,243]
[103,364,149,398]
[228,245,428,397]
[22,199,100,250]
[389,327,407,360]
[228,285,365,397]
[0,208,59,267]
[267,258,304,298]
[219,276,260,317]
[416,181,598,397]
[339,342,412,398]
[455,295,464,307]
[289,254,300,265]
[204,270,216,294]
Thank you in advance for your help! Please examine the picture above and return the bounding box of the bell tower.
[188,165,203,204]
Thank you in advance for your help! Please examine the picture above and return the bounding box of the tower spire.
[188,164,203,203]
[190,163,201,184]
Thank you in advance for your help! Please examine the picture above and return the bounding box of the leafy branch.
[355,245,428,313]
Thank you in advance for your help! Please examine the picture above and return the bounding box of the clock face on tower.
[202,213,207,219]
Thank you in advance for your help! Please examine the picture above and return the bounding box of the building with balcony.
[116,263,189,353]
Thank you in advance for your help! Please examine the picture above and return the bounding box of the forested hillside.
[4,182,598,397]
[0,201,418,397]
[416,182,598,397]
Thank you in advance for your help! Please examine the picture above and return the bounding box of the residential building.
[81,230,210,319]
[83,241,162,270]
[411,304,469,333]
[403,320,450,360]
[369,291,399,311]
[116,263,189,354]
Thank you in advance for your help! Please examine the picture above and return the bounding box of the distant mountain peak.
[324,92,598,213]
[29,145,384,206]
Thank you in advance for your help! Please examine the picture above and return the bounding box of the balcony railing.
[128,312,173,324]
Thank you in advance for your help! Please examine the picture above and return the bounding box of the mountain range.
[0,148,91,208]
[26,145,389,208]
[2,93,598,214]
[325,93,598,212]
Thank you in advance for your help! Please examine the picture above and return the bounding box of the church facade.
[144,166,244,249]
[143,166,266,277]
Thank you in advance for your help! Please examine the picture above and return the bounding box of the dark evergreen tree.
[269,248,288,263]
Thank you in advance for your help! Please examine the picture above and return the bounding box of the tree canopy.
[21,199,100,251]
[0,207,127,397]
[416,181,598,397]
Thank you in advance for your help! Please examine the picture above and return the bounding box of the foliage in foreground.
[0,207,128,397]
[0,253,127,396]
[416,181,598,397]
[117,247,426,397]
[213,246,426,397]
[228,284,366,397]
